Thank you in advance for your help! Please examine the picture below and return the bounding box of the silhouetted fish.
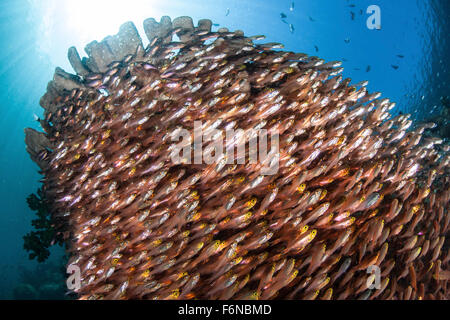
[289,24,295,34]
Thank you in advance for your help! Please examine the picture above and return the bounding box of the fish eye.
[234,257,243,264]
[171,289,180,298]
[298,184,306,192]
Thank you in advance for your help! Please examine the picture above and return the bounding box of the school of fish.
[25,16,449,300]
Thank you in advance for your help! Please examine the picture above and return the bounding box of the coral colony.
[25,16,448,300]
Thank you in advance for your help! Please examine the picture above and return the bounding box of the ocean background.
[0,0,448,299]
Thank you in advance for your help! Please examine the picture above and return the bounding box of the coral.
[23,188,65,262]
[13,284,39,300]
[14,261,68,299]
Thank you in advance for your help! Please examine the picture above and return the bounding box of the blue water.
[0,0,448,299]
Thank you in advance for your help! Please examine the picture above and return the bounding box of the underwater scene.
[0,0,449,300]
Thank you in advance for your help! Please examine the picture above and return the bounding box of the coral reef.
[13,284,39,300]
[24,188,65,262]
[13,261,68,299]
[24,16,449,300]
[425,95,450,139]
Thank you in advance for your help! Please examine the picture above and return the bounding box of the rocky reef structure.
[13,261,68,300]
[25,16,449,300]
[424,95,450,140]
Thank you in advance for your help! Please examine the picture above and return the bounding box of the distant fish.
[360,9,363,15]
[348,4,356,8]
[280,13,287,19]
[344,38,351,44]
[33,114,39,121]
[99,87,109,97]
[366,65,371,72]
[225,8,230,16]
[309,16,315,22]
[431,105,438,114]
[354,68,361,71]
[354,80,369,87]
[397,54,405,58]
[213,23,220,27]
[290,2,295,12]
[391,65,399,70]
[350,11,355,20]
[314,45,319,52]
[342,58,348,62]
[289,24,295,34]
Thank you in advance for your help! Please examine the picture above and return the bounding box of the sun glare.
[30,0,164,71]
